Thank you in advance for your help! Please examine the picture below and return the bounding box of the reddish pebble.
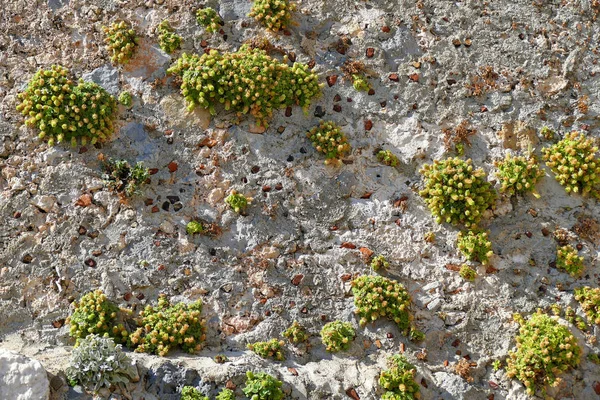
[291,274,304,286]
[389,73,400,82]
[364,120,373,131]
[326,75,338,87]
[382,26,390,33]
[366,48,375,58]
[333,104,342,112]
[151,206,159,213]
[167,161,178,172]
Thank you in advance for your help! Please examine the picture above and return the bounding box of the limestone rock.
[0,349,50,400]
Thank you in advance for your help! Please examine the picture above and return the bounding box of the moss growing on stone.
[102,21,138,65]
[249,0,296,32]
[243,371,284,400]
[307,120,351,165]
[352,74,370,91]
[419,157,496,228]
[186,221,204,235]
[351,275,411,331]
[574,286,600,325]
[225,190,250,213]
[457,229,493,264]
[216,388,236,400]
[506,311,581,396]
[196,8,222,33]
[157,20,182,54]
[168,45,321,127]
[542,131,600,197]
[129,295,205,356]
[181,386,209,400]
[247,338,286,361]
[16,65,117,147]
[379,354,420,400]
[377,150,399,167]
[320,320,356,352]
[494,153,543,197]
[282,321,308,344]
[459,265,477,282]
[370,255,389,271]
[118,91,132,107]
[556,244,584,277]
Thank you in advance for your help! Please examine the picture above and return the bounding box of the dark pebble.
[314,105,325,117]
[167,195,180,204]
[162,201,170,211]
[173,203,183,211]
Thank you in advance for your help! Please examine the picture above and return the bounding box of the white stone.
[31,195,55,212]
[0,349,50,400]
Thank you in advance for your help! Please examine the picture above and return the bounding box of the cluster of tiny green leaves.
[168,45,321,126]
[371,255,389,271]
[282,321,308,344]
[16,65,117,147]
[186,221,204,235]
[225,191,250,213]
[542,131,600,197]
[457,229,493,264]
[181,386,209,400]
[459,265,477,282]
[196,8,222,33]
[506,311,581,396]
[307,120,351,165]
[118,91,132,107]
[129,294,205,356]
[564,306,588,331]
[494,153,543,197]
[157,20,182,54]
[101,158,149,197]
[556,245,584,277]
[574,287,600,325]
[216,389,236,400]
[243,371,284,400]
[67,290,128,346]
[214,354,229,364]
[66,335,137,393]
[351,275,411,330]
[379,354,420,400]
[540,126,555,141]
[320,320,356,352]
[249,0,297,32]
[377,150,399,167]
[102,21,137,65]
[352,74,370,91]
[247,338,286,361]
[419,157,496,228]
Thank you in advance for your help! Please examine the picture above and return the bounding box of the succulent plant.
[181,386,209,400]
[282,321,308,344]
[556,244,584,277]
[542,131,600,197]
[377,150,399,167]
[307,120,351,165]
[16,65,117,147]
[574,286,600,325]
[352,74,370,91]
[243,371,284,400]
[225,191,251,213]
[66,334,137,393]
[214,354,229,364]
[540,126,555,141]
[506,311,581,396]
[378,354,420,400]
[129,294,205,356]
[494,153,543,197]
[67,290,128,345]
[320,320,356,352]
[457,229,493,264]
[419,157,496,228]
[118,91,132,107]
[351,275,411,331]
[157,20,182,54]
[458,265,477,282]
[196,8,222,33]
[249,0,297,32]
[168,45,321,127]
[102,21,138,65]
[186,221,204,235]
[370,255,389,271]
[247,338,286,361]
[101,157,149,197]
[424,231,436,243]
[216,388,236,400]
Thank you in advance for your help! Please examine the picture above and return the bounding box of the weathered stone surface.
[0,349,50,400]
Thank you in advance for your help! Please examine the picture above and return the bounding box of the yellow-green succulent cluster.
[158,20,182,54]
[16,65,117,147]
[168,45,321,126]
[352,74,370,91]
[494,153,543,197]
[542,131,600,196]
[186,221,204,235]
[196,8,222,33]
[181,386,209,400]
[67,290,128,346]
[371,255,389,271]
[459,265,477,282]
[574,287,600,325]
[216,388,236,400]
[320,320,355,352]
[225,190,250,213]
[307,120,351,165]
[129,294,205,356]
[102,21,138,65]
[243,371,284,400]
[247,338,285,360]
[506,311,581,396]
[249,0,296,32]
[118,91,132,107]
[419,157,496,228]
[377,150,399,167]
[351,275,411,330]
[282,321,308,344]
[379,354,420,400]
[556,245,584,277]
[457,229,493,264]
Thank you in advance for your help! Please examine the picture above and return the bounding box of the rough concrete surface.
[0,0,600,399]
